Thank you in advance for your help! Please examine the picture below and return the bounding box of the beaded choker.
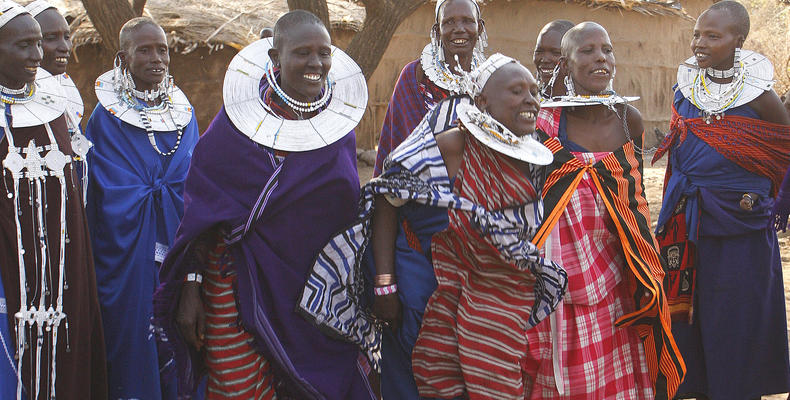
[264,61,333,113]
[123,69,167,102]
[705,66,736,79]
[0,82,35,105]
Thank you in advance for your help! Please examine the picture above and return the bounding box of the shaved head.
[539,19,574,37]
[561,21,608,57]
[119,17,164,52]
[272,10,326,49]
[705,0,750,38]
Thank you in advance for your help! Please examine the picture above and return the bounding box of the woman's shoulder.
[748,90,790,125]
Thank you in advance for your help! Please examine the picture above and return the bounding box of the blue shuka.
[85,104,199,400]
[0,272,16,399]
[656,89,790,399]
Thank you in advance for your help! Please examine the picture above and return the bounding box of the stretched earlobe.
[268,48,280,68]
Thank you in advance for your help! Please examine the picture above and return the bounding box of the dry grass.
[743,0,790,96]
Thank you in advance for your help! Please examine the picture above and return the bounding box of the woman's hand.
[373,293,402,329]
[176,281,206,350]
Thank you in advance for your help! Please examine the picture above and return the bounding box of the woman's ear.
[478,19,486,37]
[736,35,745,49]
[268,47,280,68]
[475,93,488,112]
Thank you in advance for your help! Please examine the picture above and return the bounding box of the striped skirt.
[203,241,277,399]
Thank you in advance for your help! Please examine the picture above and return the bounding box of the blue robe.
[0,272,16,399]
[86,104,199,400]
[657,89,790,399]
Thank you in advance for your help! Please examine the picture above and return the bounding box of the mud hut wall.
[67,29,356,133]
[362,0,708,150]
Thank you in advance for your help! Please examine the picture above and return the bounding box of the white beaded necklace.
[264,61,333,114]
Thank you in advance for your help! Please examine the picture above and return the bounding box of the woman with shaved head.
[154,10,375,399]
[0,1,107,398]
[653,1,790,398]
[530,21,684,399]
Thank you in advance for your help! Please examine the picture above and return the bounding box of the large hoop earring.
[113,54,124,85]
[564,75,576,97]
[431,25,444,62]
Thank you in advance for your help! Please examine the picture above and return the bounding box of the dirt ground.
[357,154,790,399]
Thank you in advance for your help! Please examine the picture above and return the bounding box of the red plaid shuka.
[412,134,542,400]
[652,106,790,196]
[534,108,685,399]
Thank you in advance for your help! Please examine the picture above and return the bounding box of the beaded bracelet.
[374,284,397,296]
[185,272,203,283]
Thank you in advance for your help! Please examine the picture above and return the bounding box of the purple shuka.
[153,107,375,399]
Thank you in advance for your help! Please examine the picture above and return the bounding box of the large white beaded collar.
[223,37,368,152]
[677,49,774,119]
[0,68,66,128]
[94,70,193,132]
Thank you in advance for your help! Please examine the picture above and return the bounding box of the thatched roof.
[31,0,365,53]
[433,0,690,18]
[29,0,690,54]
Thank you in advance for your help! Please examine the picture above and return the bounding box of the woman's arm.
[371,195,402,327]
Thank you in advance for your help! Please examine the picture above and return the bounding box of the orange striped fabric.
[533,108,685,399]
[203,241,277,400]
[412,134,542,400]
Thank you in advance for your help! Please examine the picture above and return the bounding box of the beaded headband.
[0,1,29,29]
[25,0,56,17]
[435,0,480,23]
[465,53,518,97]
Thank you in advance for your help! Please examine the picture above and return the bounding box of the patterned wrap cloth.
[532,107,685,399]
[298,97,567,388]
[522,108,652,399]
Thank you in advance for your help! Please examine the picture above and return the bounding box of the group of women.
[0,0,788,398]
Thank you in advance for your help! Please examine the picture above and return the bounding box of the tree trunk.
[81,0,137,53]
[346,0,425,80]
[131,0,147,16]
[286,0,330,29]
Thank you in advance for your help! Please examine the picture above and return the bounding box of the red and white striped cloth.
[203,241,277,400]
[412,134,543,399]
[523,118,652,398]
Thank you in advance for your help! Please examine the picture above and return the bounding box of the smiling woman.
[652,1,790,398]
[84,16,200,400]
[529,21,685,399]
[0,2,108,399]
[152,10,374,399]
[372,0,487,176]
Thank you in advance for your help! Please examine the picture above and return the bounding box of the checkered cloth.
[523,147,652,398]
[532,107,685,399]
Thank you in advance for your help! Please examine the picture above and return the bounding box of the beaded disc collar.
[456,102,553,165]
[94,70,193,131]
[540,93,639,108]
[677,49,774,113]
[0,68,66,128]
[420,43,484,94]
[223,37,367,152]
[58,73,84,126]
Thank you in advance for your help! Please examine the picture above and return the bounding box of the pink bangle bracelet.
[374,284,397,296]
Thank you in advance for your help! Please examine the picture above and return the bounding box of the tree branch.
[131,0,146,16]
[286,0,330,29]
[346,0,425,80]
[81,0,137,53]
